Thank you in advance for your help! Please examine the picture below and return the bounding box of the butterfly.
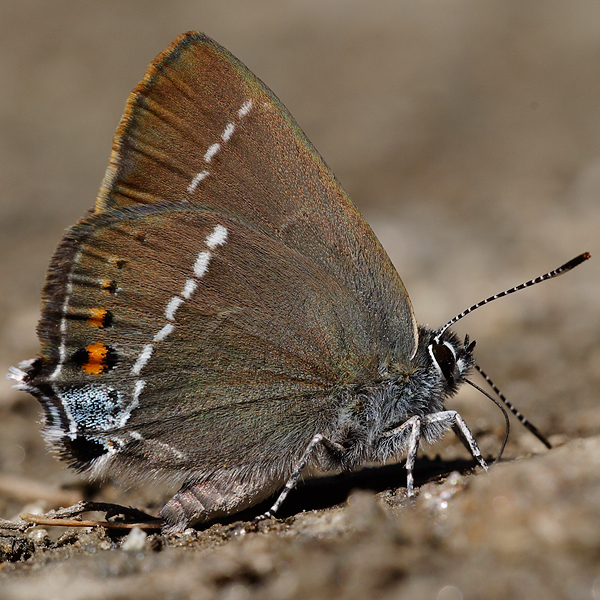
[9,32,589,531]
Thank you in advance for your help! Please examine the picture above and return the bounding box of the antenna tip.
[563,252,591,270]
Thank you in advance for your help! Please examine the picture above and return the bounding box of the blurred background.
[0,1,598,518]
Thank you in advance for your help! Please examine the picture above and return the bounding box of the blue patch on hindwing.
[61,384,124,431]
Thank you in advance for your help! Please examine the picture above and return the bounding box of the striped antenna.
[474,362,552,450]
[435,252,590,342]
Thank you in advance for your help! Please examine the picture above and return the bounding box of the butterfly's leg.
[449,418,488,469]
[441,411,488,471]
[254,433,345,522]
[380,415,422,496]
[381,411,487,497]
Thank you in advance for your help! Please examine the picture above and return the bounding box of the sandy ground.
[0,1,599,599]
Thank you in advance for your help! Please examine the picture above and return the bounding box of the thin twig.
[19,513,161,530]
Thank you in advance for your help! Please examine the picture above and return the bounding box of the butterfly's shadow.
[220,456,482,524]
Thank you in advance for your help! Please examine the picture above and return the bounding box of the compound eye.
[431,342,456,382]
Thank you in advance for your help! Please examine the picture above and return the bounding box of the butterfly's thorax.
[322,326,474,470]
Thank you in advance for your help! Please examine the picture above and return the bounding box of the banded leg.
[382,410,488,497]
[445,411,488,472]
[254,433,345,522]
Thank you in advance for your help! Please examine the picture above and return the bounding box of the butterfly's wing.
[22,32,418,523]
[36,204,381,458]
[94,32,417,364]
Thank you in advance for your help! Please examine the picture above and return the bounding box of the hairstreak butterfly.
[8,32,590,532]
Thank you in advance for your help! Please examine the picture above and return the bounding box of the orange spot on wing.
[81,342,109,375]
[87,308,108,328]
[100,279,117,295]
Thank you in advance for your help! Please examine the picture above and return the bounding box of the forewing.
[96,31,417,364]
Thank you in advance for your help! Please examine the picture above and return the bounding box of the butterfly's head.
[425,328,476,396]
